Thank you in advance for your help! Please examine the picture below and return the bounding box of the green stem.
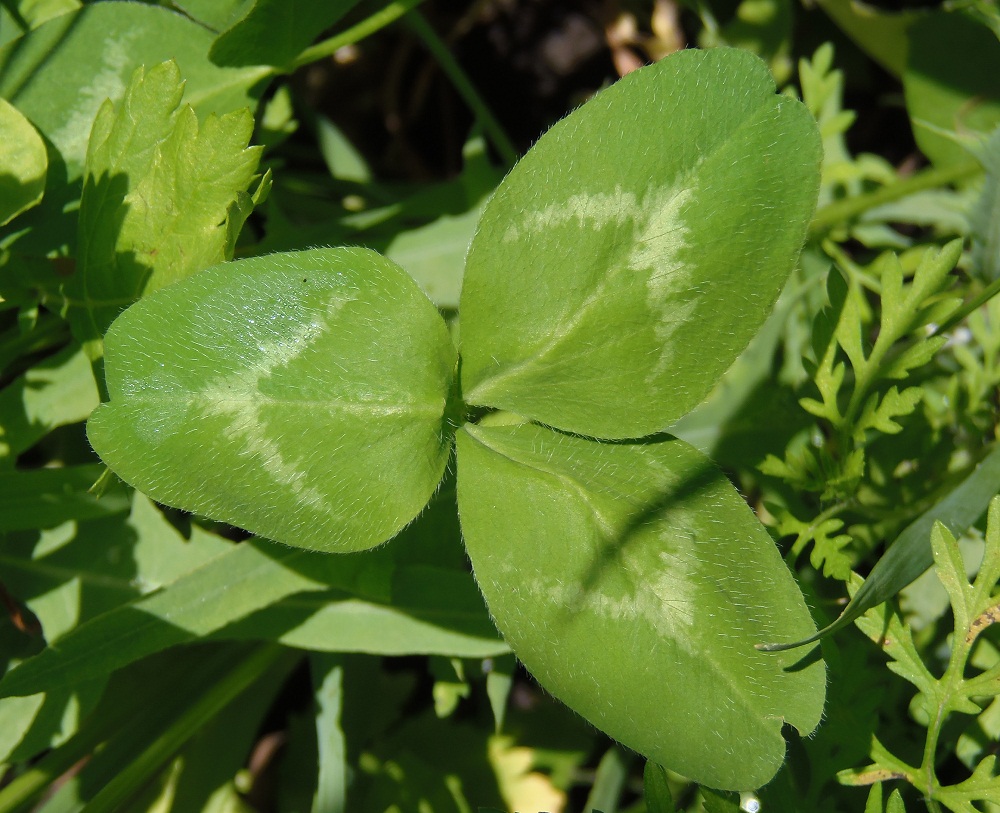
[809,160,981,236]
[919,613,977,808]
[403,11,518,167]
[933,274,1000,337]
[82,645,292,813]
[292,0,427,69]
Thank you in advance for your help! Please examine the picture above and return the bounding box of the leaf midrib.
[115,391,445,419]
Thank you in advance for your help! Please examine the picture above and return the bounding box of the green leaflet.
[75,61,262,342]
[87,247,456,552]
[0,97,46,226]
[460,47,821,439]
[171,0,250,32]
[456,423,825,790]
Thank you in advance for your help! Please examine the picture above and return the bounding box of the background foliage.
[0,0,999,811]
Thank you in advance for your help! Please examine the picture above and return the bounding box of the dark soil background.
[291,0,921,183]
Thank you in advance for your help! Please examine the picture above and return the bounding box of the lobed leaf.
[87,247,456,552]
[460,47,821,439]
[457,422,825,789]
[0,2,269,182]
[75,61,262,342]
[762,443,1000,650]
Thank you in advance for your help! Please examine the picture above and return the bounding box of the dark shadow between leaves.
[566,432,720,614]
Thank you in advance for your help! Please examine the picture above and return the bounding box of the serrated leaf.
[808,519,853,581]
[0,2,270,256]
[852,576,938,701]
[974,498,1000,605]
[457,423,825,789]
[460,48,821,439]
[87,247,456,552]
[938,755,1000,813]
[0,97,46,225]
[75,61,262,341]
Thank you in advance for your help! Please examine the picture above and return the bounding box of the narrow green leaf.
[0,466,128,531]
[761,443,1000,651]
[218,565,509,658]
[0,97,46,225]
[75,60,262,341]
[0,540,320,698]
[161,649,290,813]
[0,343,99,463]
[484,654,514,733]
[887,789,908,813]
[584,745,631,813]
[88,247,456,552]
[457,423,825,789]
[460,47,821,439]
[970,126,1000,281]
[864,783,883,813]
[0,529,505,699]
[643,762,675,813]
[83,645,291,813]
[1,492,232,643]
